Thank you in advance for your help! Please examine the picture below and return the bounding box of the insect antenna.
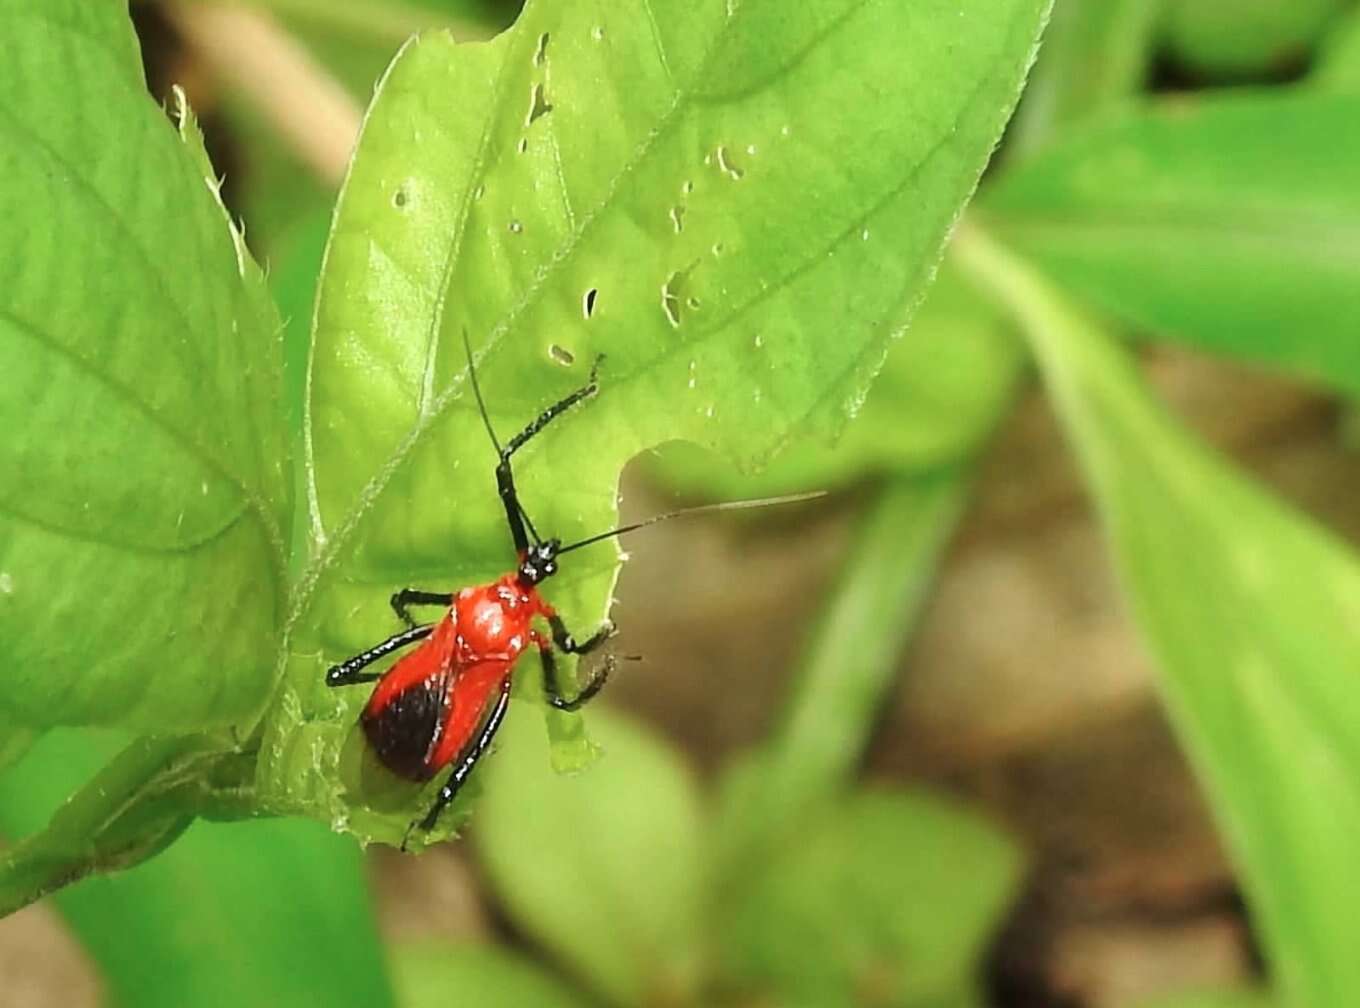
[557,491,826,556]
[462,329,544,547]
[462,328,504,456]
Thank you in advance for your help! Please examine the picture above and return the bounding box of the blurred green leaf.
[269,209,332,584]
[244,0,509,101]
[243,0,510,47]
[1133,990,1277,1008]
[1009,0,1162,156]
[268,208,332,438]
[721,790,1022,1008]
[391,943,594,1008]
[0,724,36,774]
[956,225,1360,1008]
[263,0,1051,845]
[651,263,1021,498]
[474,706,703,1008]
[0,731,393,1008]
[65,818,394,1008]
[983,92,1360,395]
[1161,0,1347,79]
[1315,4,1360,91]
[714,472,970,876]
[227,94,334,259]
[0,732,244,915]
[0,2,289,732]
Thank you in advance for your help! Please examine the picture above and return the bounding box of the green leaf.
[713,473,970,876]
[225,93,335,259]
[268,208,333,440]
[0,724,36,774]
[720,790,1021,1008]
[1008,0,1163,157]
[245,0,512,57]
[261,0,501,103]
[1315,4,1360,91]
[651,263,1021,498]
[265,0,1051,843]
[0,730,393,1004]
[955,225,1360,1008]
[1161,0,1348,79]
[0,3,289,732]
[473,706,703,1008]
[66,818,394,1008]
[982,92,1360,396]
[0,733,236,915]
[391,943,594,1008]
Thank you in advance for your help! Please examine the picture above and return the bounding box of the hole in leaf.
[549,343,575,366]
[669,205,685,233]
[533,32,550,66]
[715,145,745,180]
[662,274,684,327]
[527,82,552,125]
[393,188,408,208]
[509,220,523,234]
[517,137,528,154]
[661,262,698,329]
[583,288,599,319]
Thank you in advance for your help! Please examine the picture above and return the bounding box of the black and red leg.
[402,676,513,848]
[464,328,603,554]
[533,619,616,711]
[390,589,454,627]
[326,624,434,687]
[538,644,614,711]
[547,611,614,656]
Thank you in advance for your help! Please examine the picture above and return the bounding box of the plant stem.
[0,735,242,916]
[715,470,970,873]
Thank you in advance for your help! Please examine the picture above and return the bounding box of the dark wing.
[360,642,455,782]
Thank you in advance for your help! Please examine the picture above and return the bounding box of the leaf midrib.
[290,2,730,630]
[0,305,271,554]
[0,80,285,568]
[290,0,1027,634]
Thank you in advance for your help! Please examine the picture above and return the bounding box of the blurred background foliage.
[3,0,1360,1006]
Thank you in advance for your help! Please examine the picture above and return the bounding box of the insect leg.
[494,358,603,553]
[403,675,513,846]
[390,589,454,628]
[538,641,614,712]
[547,612,614,655]
[326,624,434,687]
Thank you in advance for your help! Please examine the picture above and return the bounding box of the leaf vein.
[0,305,281,557]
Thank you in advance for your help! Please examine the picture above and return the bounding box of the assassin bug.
[326,334,817,845]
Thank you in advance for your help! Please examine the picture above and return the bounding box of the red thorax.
[360,572,555,780]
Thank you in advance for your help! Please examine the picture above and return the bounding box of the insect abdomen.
[361,678,447,781]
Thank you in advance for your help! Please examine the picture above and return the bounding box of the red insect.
[326,337,815,844]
